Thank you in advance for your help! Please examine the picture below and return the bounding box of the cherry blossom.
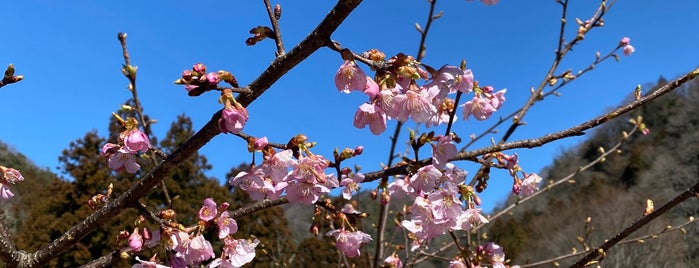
[184,234,215,265]
[340,173,365,200]
[217,211,239,239]
[520,173,543,196]
[209,237,260,268]
[128,228,144,252]
[326,229,372,258]
[219,104,249,134]
[0,166,23,200]
[102,143,141,173]
[199,198,218,222]
[409,165,442,193]
[393,90,437,123]
[353,103,387,135]
[132,256,169,268]
[462,95,496,121]
[335,60,367,93]
[122,129,151,153]
[431,135,457,169]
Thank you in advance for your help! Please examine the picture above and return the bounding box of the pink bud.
[353,146,364,156]
[193,63,207,74]
[206,72,220,85]
[512,181,521,195]
[128,228,143,252]
[181,70,193,80]
[253,137,269,150]
[381,191,390,205]
[620,37,631,46]
[142,227,151,241]
[219,202,230,211]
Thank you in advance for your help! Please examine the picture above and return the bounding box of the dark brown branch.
[236,0,363,108]
[571,180,699,267]
[229,197,289,219]
[78,249,122,268]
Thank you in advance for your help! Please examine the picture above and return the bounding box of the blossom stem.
[263,0,285,56]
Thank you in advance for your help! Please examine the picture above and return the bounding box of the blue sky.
[0,1,697,212]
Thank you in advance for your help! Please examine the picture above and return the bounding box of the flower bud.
[220,202,230,211]
[159,209,177,220]
[381,190,390,205]
[370,189,378,200]
[310,223,319,236]
[4,64,15,80]
[181,69,193,80]
[274,4,282,20]
[192,63,206,74]
[353,146,364,156]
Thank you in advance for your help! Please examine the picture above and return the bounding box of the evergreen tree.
[13,107,231,267]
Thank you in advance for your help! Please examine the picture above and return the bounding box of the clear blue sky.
[0,1,697,212]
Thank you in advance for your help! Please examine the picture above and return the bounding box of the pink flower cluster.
[388,159,489,243]
[336,57,507,135]
[101,129,151,173]
[230,149,341,205]
[326,228,372,258]
[127,226,160,252]
[198,198,239,239]
[496,152,543,197]
[178,198,259,268]
[449,242,507,268]
[174,63,236,97]
[620,37,635,56]
[0,166,24,199]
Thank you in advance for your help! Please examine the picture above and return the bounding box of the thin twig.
[459,44,627,152]
[117,33,174,207]
[571,180,699,267]
[263,0,285,56]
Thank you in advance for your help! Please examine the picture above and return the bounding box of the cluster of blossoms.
[101,117,151,173]
[230,135,365,205]
[449,242,509,268]
[392,162,490,244]
[175,63,249,135]
[620,37,635,56]
[325,204,373,258]
[494,152,543,197]
[336,50,506,135]
[0,165,24,199]
[130,198,259,267]
[174,63,238,97]
[229,135,374,258]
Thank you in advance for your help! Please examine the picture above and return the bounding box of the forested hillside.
[488,76,699,267]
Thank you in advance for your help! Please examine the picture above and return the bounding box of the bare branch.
[571,180,699,267]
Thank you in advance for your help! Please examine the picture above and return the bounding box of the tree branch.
[17,1,364,266]
[571,180,699,267]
